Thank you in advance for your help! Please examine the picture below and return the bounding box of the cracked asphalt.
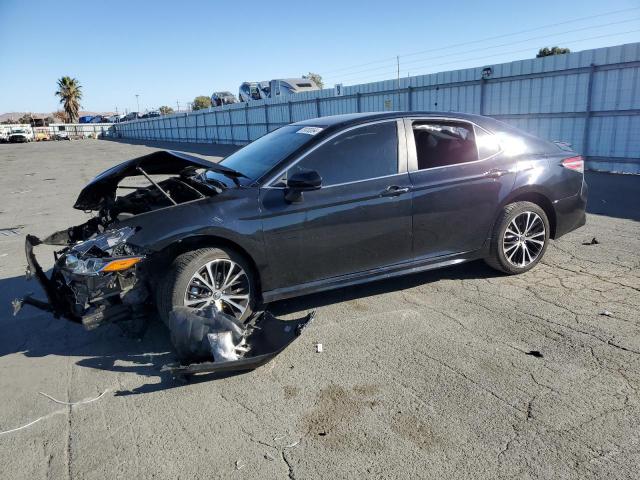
[0,139,638,479]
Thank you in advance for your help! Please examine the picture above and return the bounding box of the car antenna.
[136,166,177,205]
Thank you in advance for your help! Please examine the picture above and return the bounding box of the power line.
[336,28,640,86]
[325,16,640,83]
[321,6,640,77]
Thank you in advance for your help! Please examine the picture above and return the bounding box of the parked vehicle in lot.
[18,112,587,332]
[121,112,140,122]
[238,78,320,102]
[52,130,70,141]
[35,130,51,141]
[211,91,238,107]
[9,128,33,142]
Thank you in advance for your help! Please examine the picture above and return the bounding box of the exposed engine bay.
[15,152,223,330]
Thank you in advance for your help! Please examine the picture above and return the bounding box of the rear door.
[404,117,514,259]
[260,120,413,291]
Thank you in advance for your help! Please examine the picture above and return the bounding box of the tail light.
[561,156,584,173]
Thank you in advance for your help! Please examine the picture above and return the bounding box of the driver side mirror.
[284,169,322,203]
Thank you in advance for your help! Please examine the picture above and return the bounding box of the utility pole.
[176,100,180,112]
[135,94,140,113]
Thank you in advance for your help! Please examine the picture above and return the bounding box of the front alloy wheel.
[184,258,251,318]
[157,247,255,325]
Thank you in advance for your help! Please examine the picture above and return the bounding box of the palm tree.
[55,76,82,123]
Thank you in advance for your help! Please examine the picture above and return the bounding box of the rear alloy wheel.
[485,201,550,274]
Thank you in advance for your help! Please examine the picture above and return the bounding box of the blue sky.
[0,0,638,114]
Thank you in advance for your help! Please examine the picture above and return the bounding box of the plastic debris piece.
[208,331,240,362]
[316,343,323,353]
[285,441,300,449]
[582,237,599,245]
[264,453,275,461]
[600,310,613,317]
[235,460,245,470]
[525,350,543,358]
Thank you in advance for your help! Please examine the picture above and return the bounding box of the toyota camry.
[17,112,587,331]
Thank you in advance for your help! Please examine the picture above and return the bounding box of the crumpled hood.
[74,150,216,211]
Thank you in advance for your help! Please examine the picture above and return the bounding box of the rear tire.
[157,247,255,325]
[485,201,550,274]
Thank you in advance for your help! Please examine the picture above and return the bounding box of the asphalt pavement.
[0,139,638,479]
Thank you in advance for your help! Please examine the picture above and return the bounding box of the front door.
[260,120,413,291]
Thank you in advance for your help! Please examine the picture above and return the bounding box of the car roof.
[292,111,493,129]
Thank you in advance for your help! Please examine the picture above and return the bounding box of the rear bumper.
[553,178,588,239]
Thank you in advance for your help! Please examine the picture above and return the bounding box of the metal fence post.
[214,111,219,144]
[356,92,361,113]
[288,100,293,123]
[407,87,413,111]
[228,108,234,144]
[582,63,596,158]
[245,104,250,143]
[315,97,321,117]
[264,104,269,133]
[479,78,486,116]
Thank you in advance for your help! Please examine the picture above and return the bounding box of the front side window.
[286,121,398,187]
[412,121,478,170]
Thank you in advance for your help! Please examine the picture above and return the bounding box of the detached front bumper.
[14,235,145,330]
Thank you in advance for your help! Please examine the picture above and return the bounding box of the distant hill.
[0,111,116,122]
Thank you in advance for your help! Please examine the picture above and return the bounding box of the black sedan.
[19,112,587,330]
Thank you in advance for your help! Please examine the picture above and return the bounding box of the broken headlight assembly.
[59,227,144,274]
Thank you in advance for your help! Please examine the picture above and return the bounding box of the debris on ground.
[0,390,109,436]
[315,343,323,353]
[600,310,613,317]
[525,350,543,358]
[582,237,600,245]
[162,309,315,378]
[235,460,245,470]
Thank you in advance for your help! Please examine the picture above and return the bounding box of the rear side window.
[475,126,502,159]
[289,121,398,186]
[412,121,477,170]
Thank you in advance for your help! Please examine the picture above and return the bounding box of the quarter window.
[412,121,478,170]
[287,121,398,186]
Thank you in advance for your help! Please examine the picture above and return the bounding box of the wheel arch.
[500,188,557,238]
[157,234,263,298]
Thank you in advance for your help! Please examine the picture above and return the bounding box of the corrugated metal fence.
[115,42,640,174]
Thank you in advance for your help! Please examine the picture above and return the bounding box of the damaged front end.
[14,150,221,330]
[17,226,149,330]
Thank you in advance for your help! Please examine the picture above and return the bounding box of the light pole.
[135,94,140,113]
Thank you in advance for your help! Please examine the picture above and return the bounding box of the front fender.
[119,191,266,271]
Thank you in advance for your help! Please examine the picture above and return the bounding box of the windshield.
[215,125,320,184]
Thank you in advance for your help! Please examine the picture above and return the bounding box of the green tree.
[303,72,323,88]
[55,76,83,123]
[192,96,212,111]
[536,47,570,58]
[18,114,33,124]
[159,105,174,115]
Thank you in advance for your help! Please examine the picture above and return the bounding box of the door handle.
[380,185,411,197]
[484,168,510,178]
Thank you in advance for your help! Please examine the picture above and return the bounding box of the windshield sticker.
[296,127,323,136]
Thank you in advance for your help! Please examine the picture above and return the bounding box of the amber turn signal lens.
[101,257,143,272]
